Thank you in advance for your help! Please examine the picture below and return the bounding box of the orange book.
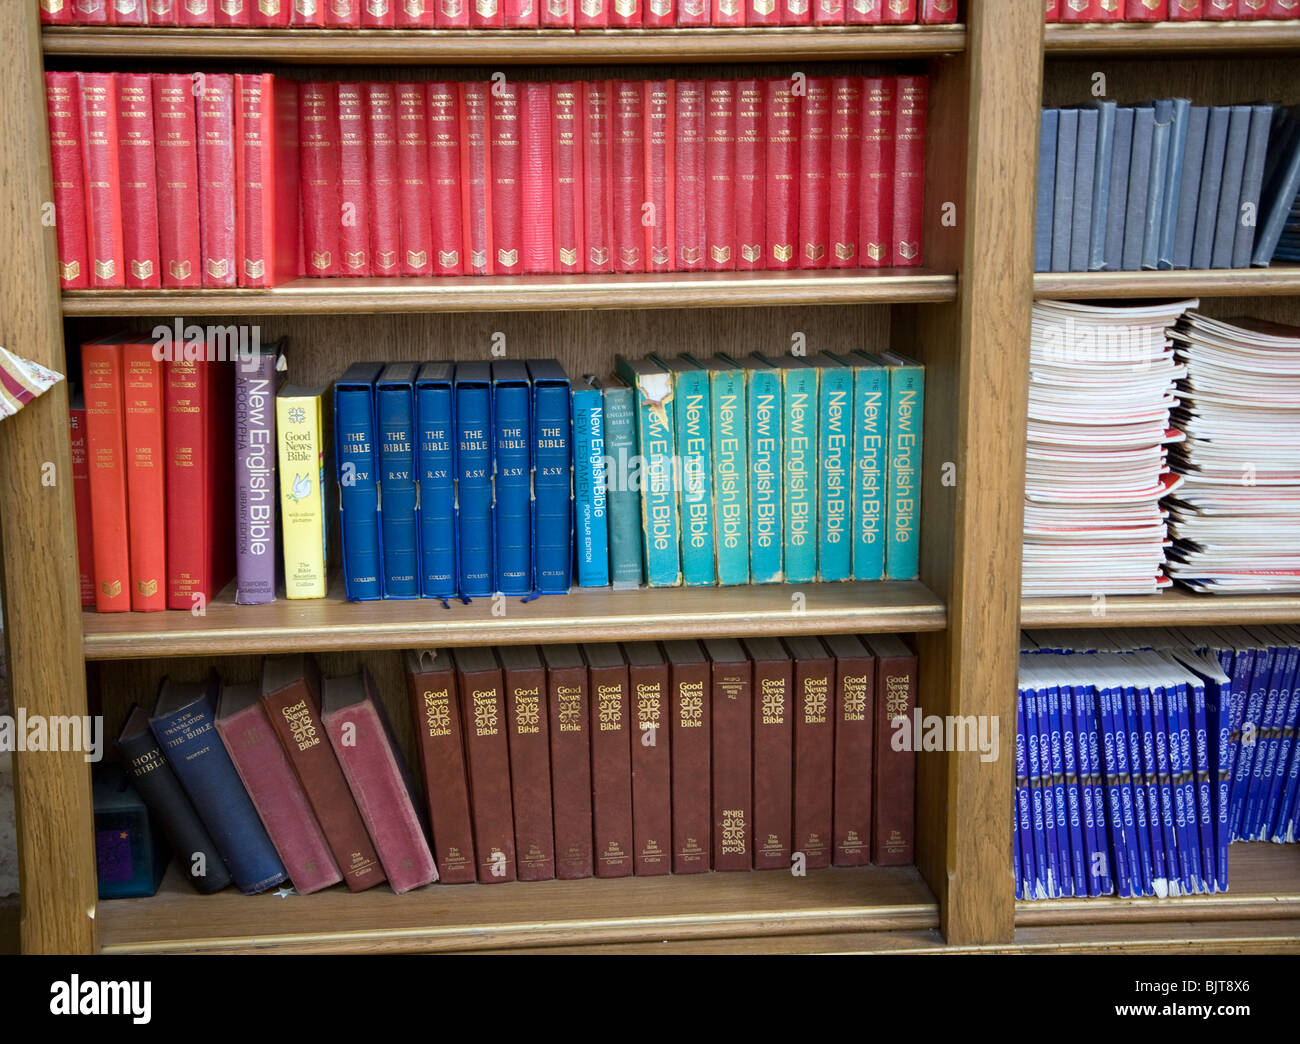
[80,338,132,612]
[122,340,167,610]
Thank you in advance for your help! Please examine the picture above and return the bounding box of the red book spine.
[111,0,150,23]
[460,82,493,275]
[79,72,125,289]
[678,0,708,25]
[764,78,798,271]
[746,0,777,24]
[705,80,736,271]
[829,76,862,270]
[1060,0,1094,21]
[121,343,167,612]
[576,0,608,26]
[551,82,585,275]
[197,74,237,288]
[749,648,793,870]
[69,400,97,608]
[1124,0,1167,17]
[628,654,671,875]
[542,0,575,23]
[610,0,640,24]
[846,0,881,22]
[337,83,372,277]
[734,79,765,273]
[643,80,673,272]
[363,0,397,23]
[490,82,525,276]
[73,0,109,22]
[149,0,178,24]
[830,641,874,867]
[397,0,436,24]
[213,0,252,23]
[427,82,465,276]
[869,640,916,865]
[547,655,594,880]
[236,73,283,288]
[1093,0,1123,20]
[299,82,342,278]
[470,0,503,26]
[779,0,809,25]
[81,342,131,613]
[326,0,361,24]
[504,659,556,882]
[709,647,753,872]
[612,81,646,274]
[860,76,894,268]
[271,79,302,286]
[918,0,955,19]
[674,80,706,271]
[364,85,400,278]
[504,0,537,22]
[177,0,215,23]
[45,72,90,290]
[116,74,160,290]
[1169,0,1203,15]
[880,0,914,19]
[521,83,554,275]
[41,0,75,25]
[437,0,470,24]
[151,75,201,288]
[798,77,831,270]
[457,660,517,883]
[791,642,834,869]
[642,0,672,22]
[1267,0,1298,17]
[588,655,635,879]
[291,0,326,22]
[1239,0,1269,14]
[406,653,477,885]
[713,0,745,25]
[668,649,710,874]
[582,81,614,274]
[395,83,434,277]
[1202,0,1236,16]
[251,0,293,25]
[892,74,927,267]
[814,0,844,22]
[1045,0,1060,17]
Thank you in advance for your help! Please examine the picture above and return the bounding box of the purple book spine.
[234,351,279,604]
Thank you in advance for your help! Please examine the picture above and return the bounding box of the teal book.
[615,355,682,588]
[697,354,749,587]
[656,354,714,587]
[812,352,853,582]
[769,354,818,585]
[834,351,887,581]
[602,376,644,589]
[880,350,924,581]
[729,353,782,584]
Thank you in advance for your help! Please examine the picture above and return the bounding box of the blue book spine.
[1141,100,1172,271]
[1275,719,1300,842]
[1171,681,1199,895]
[817,363,853,582]
[1048,685,1075,896]
[1051,108,1077,272]
[1203,667,1232,889]
[1212,105,1253,269]
[711,367,749,586]
[1121,684,1153,896]
[1232,104,1276,268]
[1252,110,1300,266]
[1264,658,1300,840]
[851,360,887,580]
[748,366,783,584]
[1103,107,1135,272]
[494,381,532,595]
[1136,683,1168,896]
[572,387,610,588]
[782,365,818,585]
[335,384,384,601]
[1088,101,1116,271]
[1097,685,1134,898]
[531,374,573,594]
[1122,107,1155,272]
[1070,108,1099,274]
[1187,677,1216,893]
[1150,682,1179,895]
[1059,685,1086,897]
[455,381,494,597]
[1157,97,1191,270]
[1077,684,1112,895]
[885,358,924,581]
[1231,645,1274,838]
[377,384,419,599]
[1016,687,1036,899]
[1025,683,1049,898]
[1035,109,1058,274]
[1036,685,1062,897]
[1246,644,1297,838]
[675,368,715,587]
[1193,107,1231,270]
[602,382,644,589]
[1171,107,1209,270]
[1222,646,1255,846]
[416,381,456,599]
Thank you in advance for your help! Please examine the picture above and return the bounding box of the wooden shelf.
[40,26,966,64]
[1021,588,1300,628]
[1034,266,1300,299]
[1045,20,1300,56]
[61,269,957,316]
[82,577,945,660]
[96,863,936,954]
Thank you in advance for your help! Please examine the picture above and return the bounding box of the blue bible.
[455,362,494,597]
[528,359,573,594]
[572,375,610,588]
[376,363,420,599]
[416,362,457,599]
[334,361,385,600]
[492,361,533,596]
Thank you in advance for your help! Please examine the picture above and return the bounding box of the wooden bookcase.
[2,2,1297,955]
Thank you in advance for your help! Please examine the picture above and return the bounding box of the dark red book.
[705,80,737,271]
[743,638,793,870]
[327,0,361,24]
[115,74,160,290]
[678,0,709,23]
[121,341,167,612]
[643,0,672,22]
[1239,0,1269,14]
[881,0,914,19]
[490,82,525,275]
[664,640,710,874]
[69,391,96,608]
[825,634,875,867]
[1203,0,1237,17]
[891,75,927,267]
[470,0,504,26]
[521,82,554,275]
[452,647,516,883]
[397,0,436,25]
[197,73,237,288]
[177,0,215,22]
[551,81,586,275]
[365,83,401,277]
[582,81,614,274]
[829,76,863,270]
[213,0,251,23]
[785,635,834,869]
[111,0,149,27]
[1060,0,1094,19]
[78,73,125,289]
[336,83,372,277]
[252,0,293,26]
[427,82,464,276]
[746,0,777,24]
[362,0,396,23]
[1044,0,1060,18]
[1169,0,1204,17]
[73,0,109,22]
[45,72,90,290]
[216,683,343,896]
[396,82,434,276]
[577,0,608,26]
[779,0,809,24]
[863,634,916,866]
[860,76,895,268]
[405,650,477,884]
[40,0,74,24]
[1266,0,1297,17]
[611,81,647,274]
[713,0,744,24]
[674,80,706,271]
[764,78,798,270]
[642,80,673,272]
[584,643,635,879]
[80,338,131,613]
[544,644,594,880]
[705,638,752,872]
[918,0,955,19]
[814,0,843,23]
[460,81,493,275]
[437,0,471,25]
[846,0,882,22]
[1094,0,1124,20]
[506,0,539,24]
[299,82,342,278]
[292,0,327,22]
[624,641,671,876]
[797,76,831,271]
[542,0,575,24]
[499,645,556,882]
[1124,0,1166,17]
[164,357,234,611]
[610,0,641,24]
[236,74,301,288]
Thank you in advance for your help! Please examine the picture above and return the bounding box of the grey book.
[1103,106,1135,272]
[1252,107,1300,266]
[1051,108,1078,273]
[1157,97,1191,270]
[1232,104,1276,268]
[1035,108,1058,274]
[1171,107,1209,270]
[1211,105,1253,269]
[1122,106,1155,272]
[1192,107,1231,270]
[1087,100,1117,271]
[1070,107,1099,273]
[1141,99,1172,270]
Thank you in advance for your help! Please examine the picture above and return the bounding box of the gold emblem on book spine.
[741,243,761,263]
[865,242,885,262]
[169,260,192,280]
[581,0,600,13]
[548,0,567,13]
[718,0,738,13]
[560,246,578,266]
[244,258,265,279]
[94,259,116,280]
[205,258,230,279]
[682,0,704,13]
[130,259,154,279]
[437,249,459,267]
[804,243,824,262]
[888,0,905,11]
[375,250,397,269]
[710,244,731,264]
[345,250,367,269]
[407,249,428,267]
[475,0,497,14]
[184,0,208,13]
[851,0,874,13]
[786,0,807,13]
[330,0,350,14]
[679,246,701,265]
[649,0,669,12]
[59,261,80,281]
[589,246,610,266]
[102,579,122,599]
[834,243,854,261]
[404,0,423,12]
[259,0,281,13]
[753,0,774,13]
[137,578,159,597]
[220,0,242,14]
[933,0,951,10]
[897,241,918,260]
[470,248,486,267]
[614,0,635,14]
[366,0,389,13]
[442,0,462,13]
[498,248,519,268]
[772,243,793,262]
[1097,0,1117,10]
[297,0,317,13]
[620,247,640,266]
[41,0,65,13]
[1067,0,1088,10]
[310,250,332,270]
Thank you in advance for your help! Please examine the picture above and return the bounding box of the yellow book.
[276,385,328,599]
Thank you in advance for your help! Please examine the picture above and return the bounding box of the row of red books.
[1046,0,1299,19]
[41,0,956,28]
[47,71,929,289]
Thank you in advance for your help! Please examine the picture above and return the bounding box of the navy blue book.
[1171,107,1209,270]
[1103,106,1135,272]
[1232,104,1276,268]
[1141,100,1173,271]
[334,361,385,601]
[1252,107,1300,265]
[1122,107,1155,272]
[1156,97,1191,270]
[454,361,494,597]
[1087,101,1116,272]
[1035,108,1058,274]
[1193,107,1231,270]
[376,363,420,599]
[1070,107,1099,273]
[150,676,287,895]
[1212,105,1253,269]
[528,359,573,594]
[416,362,456,599]
[492,361,532,596]
[1051,107,1078,273]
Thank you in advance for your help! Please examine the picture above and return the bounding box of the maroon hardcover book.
[743,637,793,870]
[623,641,671,876]
[825,634,875,867]
[664,639,710,873]
[499,644,555,882]
[784,635,834,869]
[405,649,477,884]
[704,638,752,871]
[543,644,594,880]
[260,654,386,891]
[863,635,917,865]
[452,646,517,883]
[583,643,634,878]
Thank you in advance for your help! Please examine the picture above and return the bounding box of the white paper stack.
[1023,299,1193,597]
[1165,313,1300,593]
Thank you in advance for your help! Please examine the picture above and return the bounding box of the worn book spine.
[891,75,926,266]
[1140,100,1172,271]
[1052,107,1078,272]
[459,663,517,882]
[1192,107,1230,271]
[1103,106,1134,272]
[705,80,737,271]
[643,79,673,271]
[747,364,783,583]
[642,0,671,25]
[1157,98,1191,270]
[611,0,641,23]
[336,83,371,276]
[588,656,635,877]
[674,80,706,271]
[177,0,215,24]
[79,72,125,289]
[1069,107,1098,273]
[818,360,853,582]
[675,365,715,587]
[751,649,793,870]
[669,650,710,873]
[291,0,326,23]
[81,342,132,613]
[711,651,753,871]
[299,82,342,277]
[859,76,895,269]
[1171,107,1209,270]
[395,83,433,277]
[1035,109,1058,274]
[548,659,595,879]
[121,342,167,612]
[1212,105,1252,269]
[363,82,400,278]
[765,78,799,270]
[471,0,504,23]
[46,72,90,289]
[625,365,681,587]
[69,395,96,607]
[1232,104,1275,268]
[781,363,818,584]
[326,0,360,23]
[583,82,614,274]
[1121,107,1154,271]
[797,77,831,270]
[603,381,644,588]
[629,656,672,875]
[521,82,554,275]
[551,81,585,275]
[678,0,708,23]
[831,643,875,866]
[710,364,749,586]
[252,0,294,24]
[872,641,917,865]
[276,389,328,599]
[612,81,647,274]
[437,0,471,24]
[196,73,237,287]
[792,644,834,869]
[490,82,524,275]
[362,0,396,23]
[461,81,493,275]
[504,656,555,882]
[427,82,465,276]
[116,73,160,289]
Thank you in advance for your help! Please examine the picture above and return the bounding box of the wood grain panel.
[1022,589,1300,627]
[1045,22,1300,56]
